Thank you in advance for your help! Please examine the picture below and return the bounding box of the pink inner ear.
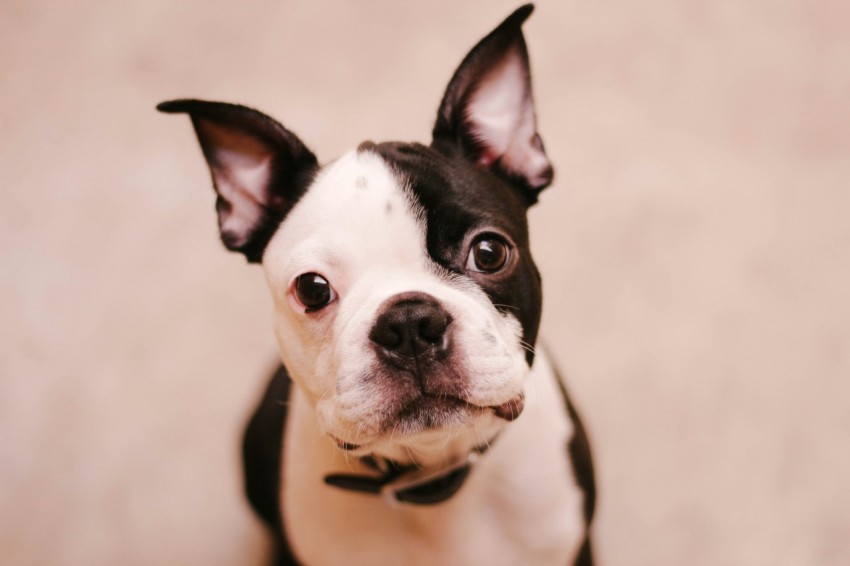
[465,50,527,157]
[464,47,551,188]
[197,120,274,246]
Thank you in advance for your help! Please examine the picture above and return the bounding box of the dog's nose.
[370,292,452,362]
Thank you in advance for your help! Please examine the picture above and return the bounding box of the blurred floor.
[1,1,849,564]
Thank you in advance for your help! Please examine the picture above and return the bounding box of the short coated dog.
[158,5,595,565]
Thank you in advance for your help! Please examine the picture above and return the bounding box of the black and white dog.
[158,4,594,564]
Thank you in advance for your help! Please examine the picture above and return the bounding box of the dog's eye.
[294,273,335,311]
[467,235,510,273]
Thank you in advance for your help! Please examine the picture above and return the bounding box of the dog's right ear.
[157,99,318,263]
[432,4,551,205]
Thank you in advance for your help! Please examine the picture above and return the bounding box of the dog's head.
[159,5,552,464]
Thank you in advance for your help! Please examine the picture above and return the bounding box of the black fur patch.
[370,141,542,365]
[553,363,597,563]
[242,365,300,565]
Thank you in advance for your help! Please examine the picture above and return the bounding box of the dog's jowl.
[158,4,595,565]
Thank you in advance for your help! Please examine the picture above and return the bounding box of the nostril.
[371,324,402,350]
[418,312,450,344]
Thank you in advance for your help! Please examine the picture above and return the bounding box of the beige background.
[2,1,849,564]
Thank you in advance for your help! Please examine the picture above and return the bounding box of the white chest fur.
[281,351,586,566]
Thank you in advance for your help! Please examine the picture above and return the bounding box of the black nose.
[370,292,452,362]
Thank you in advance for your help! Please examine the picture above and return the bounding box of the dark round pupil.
[474,239,507,271]
[295,273,331,308]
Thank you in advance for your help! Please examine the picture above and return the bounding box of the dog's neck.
[323,437,497,505]
[285,370,510,470]
[284,378,511,500]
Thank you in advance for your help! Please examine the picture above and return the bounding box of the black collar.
[324,441,494,505]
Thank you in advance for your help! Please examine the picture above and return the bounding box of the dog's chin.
[328,392,525,458]
[391,394,481,435]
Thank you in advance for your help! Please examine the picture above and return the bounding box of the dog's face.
[263,141,542,458]
[159,5,552,462]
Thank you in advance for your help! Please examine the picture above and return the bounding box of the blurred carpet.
[1,1,848,564]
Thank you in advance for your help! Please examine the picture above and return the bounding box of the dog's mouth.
[393,394,473,433]
[332,393,524,451]
[394,392,525,429]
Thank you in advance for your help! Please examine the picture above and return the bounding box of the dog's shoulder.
[556,369,596,526]
[242,364,299,564]
[549,357,596,565]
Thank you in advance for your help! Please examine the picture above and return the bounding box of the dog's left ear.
[157,99,318,263]
[432,4,552,204]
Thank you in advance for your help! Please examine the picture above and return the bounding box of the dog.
[158,4,594,565]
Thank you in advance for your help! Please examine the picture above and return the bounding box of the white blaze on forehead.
[262,149,427,302]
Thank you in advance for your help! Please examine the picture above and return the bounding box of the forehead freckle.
[355,176,368,190]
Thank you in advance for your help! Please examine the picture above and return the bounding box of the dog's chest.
[281,353,586,565]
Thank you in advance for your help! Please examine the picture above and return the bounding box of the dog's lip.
[489,395,525,421]
[331,437,362,451]
[396,393,522,422]
[397,393,469,417]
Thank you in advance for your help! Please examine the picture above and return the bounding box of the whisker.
[516,344,535,355]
